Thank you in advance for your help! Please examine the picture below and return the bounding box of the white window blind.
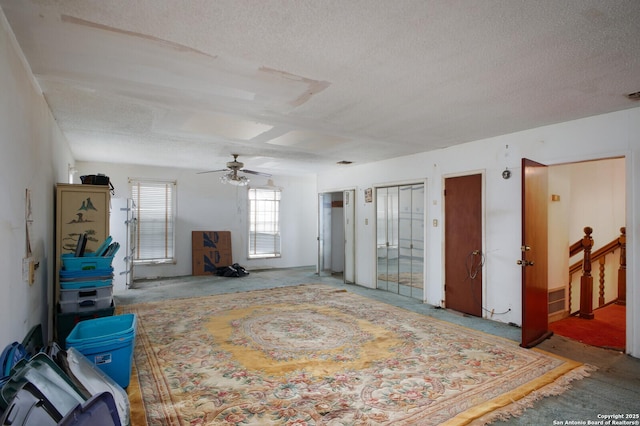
[248,188,281,258]
[130,179,176,264]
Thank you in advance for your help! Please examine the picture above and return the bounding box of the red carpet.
[549,304,626,351]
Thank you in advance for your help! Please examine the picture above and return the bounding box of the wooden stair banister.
[570,234,620,273]
[579,227,594,319]
[568,226,626,316]
[569,239,585,258]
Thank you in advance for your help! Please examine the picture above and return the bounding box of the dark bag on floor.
[215,264,249,277]
[215,266,235,277]
[232,263,249,276]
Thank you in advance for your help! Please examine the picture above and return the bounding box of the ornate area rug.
[121,284,591,425]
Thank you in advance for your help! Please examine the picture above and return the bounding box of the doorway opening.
[520,156,626,348]
[318,190,355,284]
[546,157,626,351]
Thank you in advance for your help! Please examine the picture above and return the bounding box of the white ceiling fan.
[198,154,271,186]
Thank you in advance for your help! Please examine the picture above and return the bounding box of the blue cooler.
[65,314,136,389]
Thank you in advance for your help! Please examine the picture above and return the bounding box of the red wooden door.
[521,158,552,347]
[445,174,482,317]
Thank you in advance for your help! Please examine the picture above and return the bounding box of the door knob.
[521,245,531,252]
[517,259,534,266]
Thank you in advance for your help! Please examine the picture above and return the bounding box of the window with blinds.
[130,179,176,264]
[248,188,281,258]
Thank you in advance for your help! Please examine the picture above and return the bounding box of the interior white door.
[344,190,355,284]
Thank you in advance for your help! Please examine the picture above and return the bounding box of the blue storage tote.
[56,305,115,347]
[65,314,136,388]
[61,254,114,272]
[60,267,113,282]
[60,278,113,290]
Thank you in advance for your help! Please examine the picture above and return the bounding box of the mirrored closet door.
[376,184,424,299]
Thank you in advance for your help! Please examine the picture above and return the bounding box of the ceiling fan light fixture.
[221,172,249,186]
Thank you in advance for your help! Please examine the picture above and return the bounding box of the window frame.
[129,178,177,265]
[248,187,281,259]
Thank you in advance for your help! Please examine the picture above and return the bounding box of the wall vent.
[548,288,566,315]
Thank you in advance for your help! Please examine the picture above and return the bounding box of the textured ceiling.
[2,0,640,176]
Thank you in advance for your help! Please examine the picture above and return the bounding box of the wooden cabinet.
[55,184,111,291]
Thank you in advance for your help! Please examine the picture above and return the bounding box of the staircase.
[567,227,626,319]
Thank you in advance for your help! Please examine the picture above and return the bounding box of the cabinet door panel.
[55,184,110,292]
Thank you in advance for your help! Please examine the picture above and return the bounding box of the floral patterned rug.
[122,284,590,425]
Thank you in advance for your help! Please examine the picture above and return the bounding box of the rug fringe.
[469,363,597,425]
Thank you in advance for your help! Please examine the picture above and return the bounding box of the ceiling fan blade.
[242,169,272,177]
[196,168,229,175]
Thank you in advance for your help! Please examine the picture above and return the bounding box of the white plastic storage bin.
[59,285,113,313]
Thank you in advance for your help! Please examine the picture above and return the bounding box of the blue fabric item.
[0,342,27,378]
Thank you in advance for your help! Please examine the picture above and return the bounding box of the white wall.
[547,165,571,291]
[0,11,74,345]
[317,107,640,357]
[73,162,318,279]
[567,159,626,243]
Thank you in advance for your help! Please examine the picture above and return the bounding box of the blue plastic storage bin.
[60,279,113,290]
[66,314,136,346]
[61,254,115,272]
[60,267,113,282]
[65,314,136,388]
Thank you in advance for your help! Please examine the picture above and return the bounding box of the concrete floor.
[114,266,640,425]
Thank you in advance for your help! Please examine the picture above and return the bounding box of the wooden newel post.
[579,227,594,319]
[617,227,626,306]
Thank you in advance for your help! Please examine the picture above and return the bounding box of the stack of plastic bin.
[65,314,137,389]
[57,239,118,346]
[0,353,87,420]
[0,325,128,425]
